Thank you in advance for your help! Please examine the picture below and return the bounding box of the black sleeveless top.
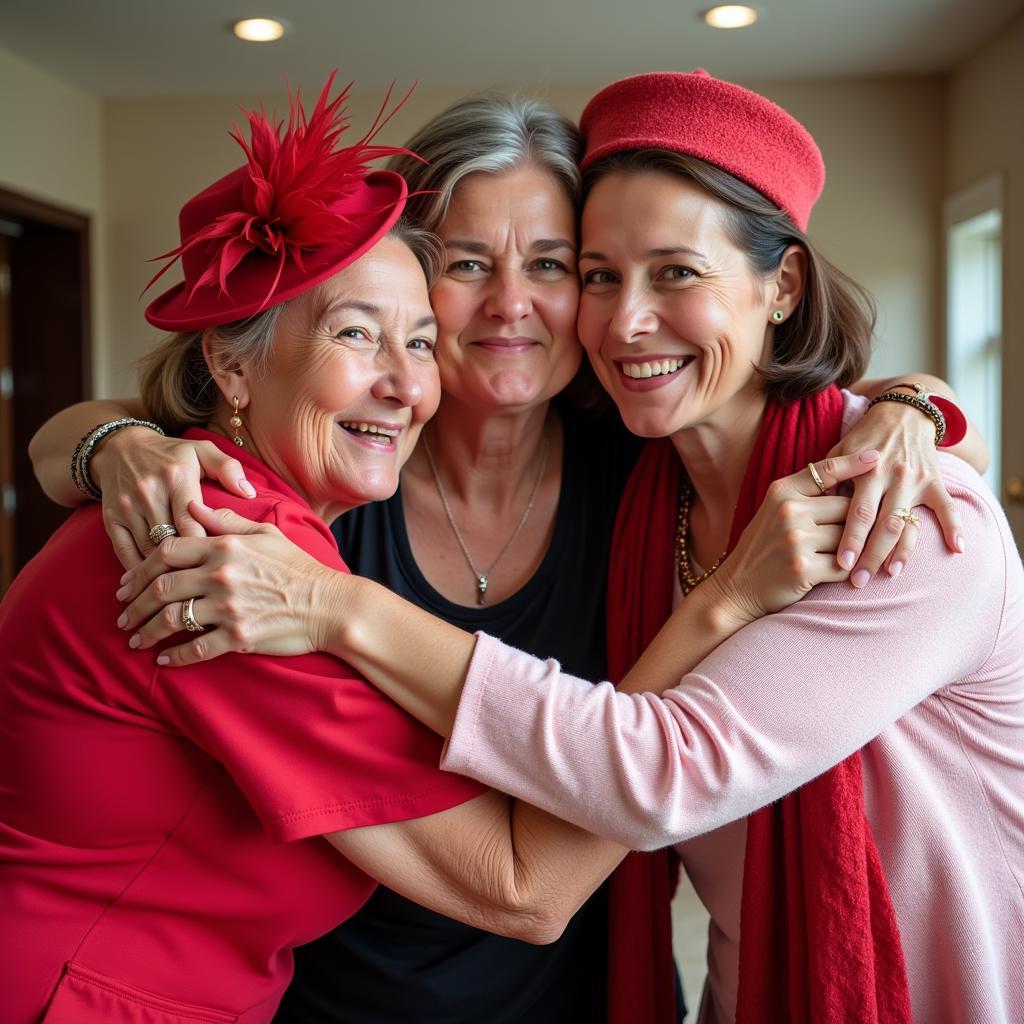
[274,406,641,1023]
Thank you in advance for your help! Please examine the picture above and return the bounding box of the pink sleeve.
[442,459,1012,850]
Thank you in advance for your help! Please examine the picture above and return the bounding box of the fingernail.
[859,450,881,463]
[851,569,870,588]
[955,534,965,553]
[239,479,256,498]
[117,612,128,629]
[889,560,904,578]
[120,570,133,585]
[156,655,170,666]
[838,550,856,570]
[128,634,141,649]
[116,586,130,602]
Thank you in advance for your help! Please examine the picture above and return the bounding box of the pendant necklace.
[423,430,549,605]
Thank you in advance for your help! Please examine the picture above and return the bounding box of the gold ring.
[807,462,827,495]
[892,507,920,526]
[181,597,205,633]
[149,523,177,546]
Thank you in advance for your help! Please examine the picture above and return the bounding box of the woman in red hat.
[25,88,986,1024]
[0,78,654,1024]
[107,71,1023,1023]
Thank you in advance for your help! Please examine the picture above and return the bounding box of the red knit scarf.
[606,386,912,1024]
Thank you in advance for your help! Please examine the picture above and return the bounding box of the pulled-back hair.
[583,150,875,402]
[139,219,442,433]
[389,93,611,414]
[387,93,582,232]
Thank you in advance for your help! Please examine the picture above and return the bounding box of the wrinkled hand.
[94,427,256,570]
[115,501,340,666]
[828,401,963,585]
[701,451,880,627]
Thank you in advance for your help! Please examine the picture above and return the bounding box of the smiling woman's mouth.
[617,356,694,380]
[338,421,401,448]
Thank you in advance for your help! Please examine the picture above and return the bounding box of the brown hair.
[583,150,875,402]
[139,219,443,433]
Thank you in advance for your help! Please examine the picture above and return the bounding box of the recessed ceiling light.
[232,18,288,42]
[703,5,758,28]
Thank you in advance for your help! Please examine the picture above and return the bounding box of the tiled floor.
[672,872,710,1019]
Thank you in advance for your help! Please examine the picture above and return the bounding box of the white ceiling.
[1,0,1022,98]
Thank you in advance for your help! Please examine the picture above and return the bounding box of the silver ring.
[149,523,178,546]
[807,462,827,495]
[181,597,205,633]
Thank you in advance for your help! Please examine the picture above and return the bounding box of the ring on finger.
[149,523,178,546]
[891,507,920,526]
[181,597,206,633]
[807,462,827,496]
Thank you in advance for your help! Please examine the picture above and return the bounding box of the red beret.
[580,70,825,231]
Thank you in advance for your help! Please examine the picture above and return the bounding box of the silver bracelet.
[71,418,166,500]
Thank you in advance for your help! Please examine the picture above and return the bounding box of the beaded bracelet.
[867,384,946,447]
[70,418,166,500]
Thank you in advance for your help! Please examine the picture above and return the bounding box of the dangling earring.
[230,396,245,447]
[771,309,785,323]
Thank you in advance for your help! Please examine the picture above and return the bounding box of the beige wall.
[0,46,109,387]
[101,76,946,395]
[946,14,1024,501]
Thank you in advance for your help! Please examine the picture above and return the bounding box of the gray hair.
[139,220,441,433]
[387,93,582,232]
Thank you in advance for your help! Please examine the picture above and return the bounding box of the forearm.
[319,572,477,736]
[330,789,626,943]
[29,397,149,505]
[319,569,748,735]
[853,372,988,473]
[617,581,752,695]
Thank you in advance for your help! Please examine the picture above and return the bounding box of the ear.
[201,329,251,410]
[767,244,807,322]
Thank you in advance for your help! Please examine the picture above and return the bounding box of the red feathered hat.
[580,70,825,231]
[144,74,416,331]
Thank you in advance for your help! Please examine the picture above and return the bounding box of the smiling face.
[578,169,778,439]
[428,163,582,413]
[228,235,441,520]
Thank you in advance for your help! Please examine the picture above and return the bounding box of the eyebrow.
[322,301,437,331]
[444,237,577,255]
[327,300,382,317]
[579,245,708,262]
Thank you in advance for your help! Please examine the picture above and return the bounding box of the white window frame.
[943,172,1003,492]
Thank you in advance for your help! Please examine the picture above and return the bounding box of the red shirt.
[0,430,484,1023]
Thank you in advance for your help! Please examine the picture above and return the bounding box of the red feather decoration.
[142,72,419,307]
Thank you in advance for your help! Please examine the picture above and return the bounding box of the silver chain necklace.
[422,430,549,605]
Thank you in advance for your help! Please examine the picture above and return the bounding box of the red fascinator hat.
[580,70,825,231]
[144,73,415,331]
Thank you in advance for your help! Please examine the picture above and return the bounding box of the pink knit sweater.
[442,396,1024,1023]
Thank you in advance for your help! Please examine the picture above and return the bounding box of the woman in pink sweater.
[114,72,1023,1022]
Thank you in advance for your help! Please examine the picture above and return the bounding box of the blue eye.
[408,338,436,352]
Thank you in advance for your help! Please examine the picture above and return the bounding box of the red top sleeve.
[149,493,485,842]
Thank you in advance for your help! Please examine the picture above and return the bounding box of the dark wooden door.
[0,188,91,594]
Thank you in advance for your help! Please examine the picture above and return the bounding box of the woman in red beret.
[108,71,1023,1023]
[25,87,987,1024]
